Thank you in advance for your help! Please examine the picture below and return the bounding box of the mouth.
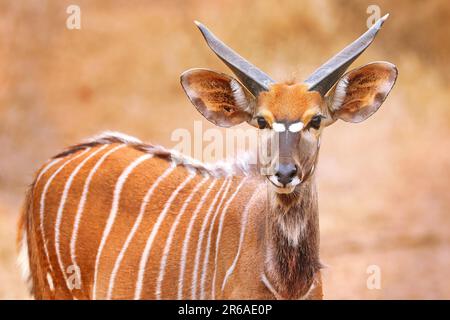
[266,176,301,194]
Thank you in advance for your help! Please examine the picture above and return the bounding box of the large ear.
[181,68,255,127]
[327,62,398,123]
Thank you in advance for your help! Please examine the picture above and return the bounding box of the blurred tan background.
[0,0,449,299]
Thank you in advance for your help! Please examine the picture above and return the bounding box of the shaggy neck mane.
[264,179,321,299]
[53,131,257,178]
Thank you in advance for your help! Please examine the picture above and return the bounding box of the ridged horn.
[194,21,275,97]
[304,14,390,95]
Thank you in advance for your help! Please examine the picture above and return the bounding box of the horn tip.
[194,20,209,37]
[194,20,208,32]
[369,13,389,32]
[377,13,390,28]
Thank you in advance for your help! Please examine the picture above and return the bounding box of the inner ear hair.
[230,78,254,113]
[329,76,349,113]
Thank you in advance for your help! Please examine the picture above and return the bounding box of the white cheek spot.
[317,137,321,148]
[272,122,286,133]
[291,176,301,185]
[302,129,315,143]
[288,122,304,133]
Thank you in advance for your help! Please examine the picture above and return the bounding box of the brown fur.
[266,179,322,299]
[258,83,323,123]
[20,135,323,300]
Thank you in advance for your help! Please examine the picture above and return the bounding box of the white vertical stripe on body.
[93,154,152,300]
[155,174,209,299]
[69,144,126,290]
[199,178,233,299]
[211,178,247,298]
[221,187,257,292]
[54,145,108,291]
[35,158,63,186]
[134,165,194,300]
[191,178,229,299]
[39,149,91,278]
[47,273,55,291]
[106,163,177,299]
[177,179,217,300]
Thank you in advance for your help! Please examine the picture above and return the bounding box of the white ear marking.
[331,75,349,111]
[288,122,304,133]
[272,122,286,133]
[378,79,393,96]
[230,79,248,110]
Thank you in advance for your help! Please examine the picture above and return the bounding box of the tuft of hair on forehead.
[283,76,298,86]
[258,83,323,122]
[283,67,311,86]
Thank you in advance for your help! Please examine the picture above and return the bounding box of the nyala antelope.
[18,15,397,300]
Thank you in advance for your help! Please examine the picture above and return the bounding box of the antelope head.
[181,15,397,194]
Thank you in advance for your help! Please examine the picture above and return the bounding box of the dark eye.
[309,115,322,129]
[256,117,268,129]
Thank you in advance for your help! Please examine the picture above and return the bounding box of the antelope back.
[21,132,267,299]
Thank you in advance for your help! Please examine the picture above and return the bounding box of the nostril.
[275,163,297,186]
